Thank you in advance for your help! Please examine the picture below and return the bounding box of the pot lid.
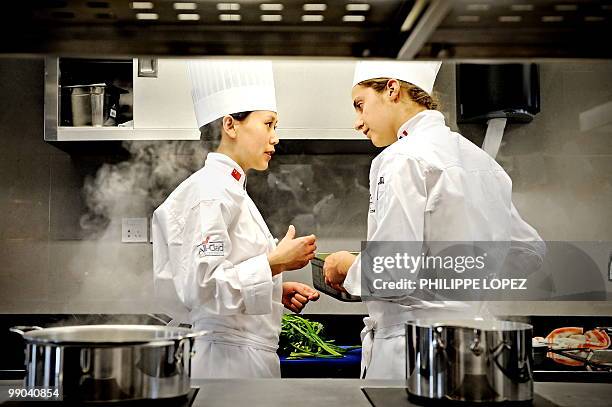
[409,319,532,331]
[12,324,204,346]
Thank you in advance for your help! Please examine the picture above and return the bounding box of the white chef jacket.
[343,110,545,379]
[152,152,283,378]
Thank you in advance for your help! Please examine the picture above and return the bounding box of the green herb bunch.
[279,314,359,359]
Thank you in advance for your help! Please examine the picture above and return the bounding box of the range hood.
[3,0,611,59]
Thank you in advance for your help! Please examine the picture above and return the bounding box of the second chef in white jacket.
[324,61,545,379]
[153,60,319,379]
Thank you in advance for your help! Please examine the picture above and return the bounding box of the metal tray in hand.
[311,253,361,302]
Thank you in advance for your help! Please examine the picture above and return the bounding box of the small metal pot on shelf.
[63,83,128,127]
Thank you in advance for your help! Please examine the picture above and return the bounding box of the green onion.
[279,315,360,359]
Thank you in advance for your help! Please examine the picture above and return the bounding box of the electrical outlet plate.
[122,218,148,243]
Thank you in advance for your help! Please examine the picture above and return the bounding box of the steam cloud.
[80,140,207,236]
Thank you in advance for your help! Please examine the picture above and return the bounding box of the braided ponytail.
[357,78,438,110]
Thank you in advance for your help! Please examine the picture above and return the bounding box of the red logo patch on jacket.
[231,169,241,181]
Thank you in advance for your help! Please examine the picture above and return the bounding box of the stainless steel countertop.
[190,379,612,407]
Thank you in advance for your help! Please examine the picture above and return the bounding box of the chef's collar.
[396,109,445,140]
[206,152,247,190]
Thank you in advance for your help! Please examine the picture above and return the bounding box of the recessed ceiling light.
[217,3,240,11]
[261,14,282,21]
[136,12,158,20]
[584,16,605,22]
[466,4,490,11]
[303,4,327,12]
[302,14,324,22]
[260,3,284,11]
[174,2,197,10]
[457,15,480,22]
[131,2,154,10]
[343,15,365,22]
[511,4,534,11]
[499,15,521,22]
[219,13,241,21]
[178,13,200,20]
[346,4,370,12]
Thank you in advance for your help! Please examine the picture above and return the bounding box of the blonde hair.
[358,78,438,110]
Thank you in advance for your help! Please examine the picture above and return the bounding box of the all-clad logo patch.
[197,236,225,257]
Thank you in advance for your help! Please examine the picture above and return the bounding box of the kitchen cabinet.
[46,57,134,141]
[132,58,199,140]
[273,60,362,140]
[44,57,199,142]
[45,58,362,142]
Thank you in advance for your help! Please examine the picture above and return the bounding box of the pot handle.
[433,326,446,350]
[9,326,43,336]
[80,348,91,373]
[429,327,449,372]
[174,339,186,375]
[470,329,484,356]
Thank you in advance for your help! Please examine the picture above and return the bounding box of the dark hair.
[229,111,253,121]
[358,78,438,110]
[200,111,253,151]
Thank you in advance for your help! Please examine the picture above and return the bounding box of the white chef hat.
[352,61,442,94]
[187,60,277,128]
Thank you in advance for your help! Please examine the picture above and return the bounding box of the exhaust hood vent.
[419,0,612,59]
[2,0,417,57]
[2,1,610,58]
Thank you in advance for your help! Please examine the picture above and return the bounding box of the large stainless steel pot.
[10,324,204,402]
[406,319,533,405]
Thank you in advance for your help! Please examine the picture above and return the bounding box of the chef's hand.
[282,282,319,313]
[323,251,357,292]
[268,225,317,275]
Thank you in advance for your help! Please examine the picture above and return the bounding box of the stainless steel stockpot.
[10,324,204,402]
[406,319,533,404]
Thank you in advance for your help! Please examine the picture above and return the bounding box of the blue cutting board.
[279,346,362,378]
[280,346,361,365]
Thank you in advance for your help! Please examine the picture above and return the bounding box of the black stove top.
[362,387,560,407]
[0,387,199,406]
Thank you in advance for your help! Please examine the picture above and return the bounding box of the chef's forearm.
[267,253,285,276]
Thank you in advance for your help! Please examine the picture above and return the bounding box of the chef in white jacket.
[324,61,545,379]
[152,60,319,379]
